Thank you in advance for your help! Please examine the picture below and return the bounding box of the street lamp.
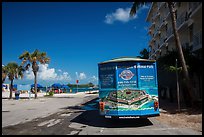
[176,59,180,112]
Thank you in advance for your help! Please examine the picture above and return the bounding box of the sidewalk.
[2,91,97,99]
[2,91,46,99]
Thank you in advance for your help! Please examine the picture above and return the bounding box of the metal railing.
[160,36,167,47]
[176,11,188,28]
[154,28,161,38]
[159,19,167,29]
[155,41,160,49]
[189,2,201,13]
[193,31,202,48]
[159,17,163,25]
[166,28,173,38]
[157,2,161,9]
[152,12,157,19]
[149,22,155,29]
[159,37,163,46]
[153,27,158,36]
[158,2,165,10]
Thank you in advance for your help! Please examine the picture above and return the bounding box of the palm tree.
[19,49,50,99]
[3,62,24,99]
[157,47,201,106]
[2,65,7,83]
[139,48,149,59]
[130,2,195,106]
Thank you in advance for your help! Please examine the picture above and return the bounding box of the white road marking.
[37,119,55,127]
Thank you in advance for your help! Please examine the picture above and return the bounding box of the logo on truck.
[119,70,134,80]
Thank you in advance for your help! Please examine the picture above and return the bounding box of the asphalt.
[2,91,98,128]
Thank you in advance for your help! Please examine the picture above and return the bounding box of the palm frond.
[37,52,50,64]
[18,66,24,79]
[7,62,19,69]
[19,51,30,59]
[42,57,50,64]
[130,2,137,17]
[31,49,39,58]
[25,63,31,70]
[3,62,25,81]
[40,52,47,57]
[45,57,50,63]
[130,2,147,17]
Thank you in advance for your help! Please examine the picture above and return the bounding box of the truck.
[98,57,160,119]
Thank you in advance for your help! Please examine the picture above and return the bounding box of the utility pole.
[76,80,79,93]
[176,59,180,112]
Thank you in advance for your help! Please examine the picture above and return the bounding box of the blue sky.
[2,2,151,86]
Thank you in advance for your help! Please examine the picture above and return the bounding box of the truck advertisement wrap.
[98,60,159,117]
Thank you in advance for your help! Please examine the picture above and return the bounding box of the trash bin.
[15,91,20,100]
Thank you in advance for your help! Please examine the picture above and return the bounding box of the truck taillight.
[99,102,105,111]
[154,101,159,110]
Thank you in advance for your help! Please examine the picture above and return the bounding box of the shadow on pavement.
[67,98,153,128]
[61,97,154,128]
[70,110,153,128]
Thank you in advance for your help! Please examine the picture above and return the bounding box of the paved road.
[2,92,98,127]
[2,93,201,135]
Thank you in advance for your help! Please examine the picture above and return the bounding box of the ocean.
[70,88,99,93]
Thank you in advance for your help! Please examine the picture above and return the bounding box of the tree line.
[67,82,96,88]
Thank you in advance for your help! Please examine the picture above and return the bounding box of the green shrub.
[44,91,54,97]
[49,91,54,96]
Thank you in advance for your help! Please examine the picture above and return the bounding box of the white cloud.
[75,72,78,79]
[75,72,87,80]
[79,73,86,80]
[24,64,71,81]
[75,72,98,84]
[22,67,99,85]
[104,4,150,25]
[25,68,35,80]
[140,4,149,10]
[88,75,98,83]
[38,64,57,80]
[58,72,71,81]
[104,8,137,24]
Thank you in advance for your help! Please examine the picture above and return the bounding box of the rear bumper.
[104,113,160,119]
[100,108,160,118]
[105,114,160,119]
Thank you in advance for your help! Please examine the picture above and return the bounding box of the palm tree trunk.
[2,73,7,83]
[32,62,39,99]
[9,80,13,99]
[167,2,195,106]
[34,72,37,99]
